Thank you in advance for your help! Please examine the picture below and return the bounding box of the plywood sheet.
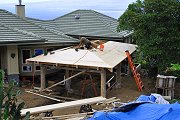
[27,41,136,69]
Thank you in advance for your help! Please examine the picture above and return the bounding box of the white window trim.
[22,65,32,72]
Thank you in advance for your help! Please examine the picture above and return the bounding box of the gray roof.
[0,23,45,45]
[27,10,132,40]
[0,9,79,45]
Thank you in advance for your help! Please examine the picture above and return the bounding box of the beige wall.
[0,47,7,71]
[7,46,19,75]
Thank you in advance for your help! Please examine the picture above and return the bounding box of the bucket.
[100,44,104,51]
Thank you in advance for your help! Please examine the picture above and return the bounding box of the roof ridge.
[25,18,79,41]
[92,10,118,21]
[52,10,80,21]
[91,10,133,37]
[26,17,46,22]
[0,23,46,41]
[23,17,77,40]
[91,10,123,37]
[0,9,77,41]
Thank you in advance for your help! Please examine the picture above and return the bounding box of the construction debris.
[25,90,63,102]
[21,96,106,116]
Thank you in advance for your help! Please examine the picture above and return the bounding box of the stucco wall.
[19,45,63,76]
[7,46,19,75]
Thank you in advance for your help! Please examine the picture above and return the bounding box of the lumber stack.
[21,96,106,116]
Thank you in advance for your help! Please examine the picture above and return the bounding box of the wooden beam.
[57,66,101,73]
[29,63,102,73]
[127,61,131,76]
[21,96,106,116]
[101,68,106,97]
[65,70,71,91]
[40,65,46,90]
[116,63,121,88]
[42,71,85,92]
[49,94,78,101]
[65,69,70,78]
[26,91,62,102]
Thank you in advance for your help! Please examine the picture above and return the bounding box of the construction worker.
[75,37,104,51]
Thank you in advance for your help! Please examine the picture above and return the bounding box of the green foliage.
[118,0,180,73]
[169,98,180,103]
[170,64,180,71]
[166,64,180,78]
[0,70,29,120]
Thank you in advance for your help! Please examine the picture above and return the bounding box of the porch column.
[116,63,121,88]
[6,46,19,85]
[65,70,71,91]
[101,68,106,97]
[40,65,46,90]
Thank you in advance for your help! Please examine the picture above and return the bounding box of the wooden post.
[65,70,70,78]
[42,71,85,91]
[127,61,131,76]
[101,68,106,98]
[116,63,121,88]
[40,65,46,91]
[65,70,71,91]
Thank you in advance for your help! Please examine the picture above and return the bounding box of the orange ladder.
[125,50,144,91]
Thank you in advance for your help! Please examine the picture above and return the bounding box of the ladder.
[125,50,144,91]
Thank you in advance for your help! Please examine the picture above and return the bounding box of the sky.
[0,0,136,20]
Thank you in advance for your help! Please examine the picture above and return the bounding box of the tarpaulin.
[88,103,180,120]
[88,94,179,120]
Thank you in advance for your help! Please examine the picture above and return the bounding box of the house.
[0,4,133,83]
[0,5,78,83]
[27,10,133,43]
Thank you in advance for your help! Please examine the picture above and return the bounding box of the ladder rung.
[130,63,135,67]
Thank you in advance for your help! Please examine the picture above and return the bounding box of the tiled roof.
[0,9,79,45]
[0,23,46,45]
[27,10,132,40]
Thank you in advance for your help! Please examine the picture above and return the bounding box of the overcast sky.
[0,0,136,20]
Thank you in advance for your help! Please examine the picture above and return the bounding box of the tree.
[166,64,180,78]
[118,0,180,74]
[0,70,30,120]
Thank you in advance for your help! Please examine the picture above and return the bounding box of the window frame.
[21,49,31,64]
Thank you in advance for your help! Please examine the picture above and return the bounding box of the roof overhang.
[26,41,137,71]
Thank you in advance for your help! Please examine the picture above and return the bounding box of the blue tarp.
[136,94,156,102]
[88,95,180,120]
[89,103,180,120]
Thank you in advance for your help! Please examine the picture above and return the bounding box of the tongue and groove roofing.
[27,10,132,39]
[0,9,78,45]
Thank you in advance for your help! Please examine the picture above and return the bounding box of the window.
[36,65,40,71]
[22,65,32,72]
[34,49,43,56]
[22,49,31,63]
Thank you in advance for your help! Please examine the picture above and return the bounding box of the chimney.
[16,0,25,19]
